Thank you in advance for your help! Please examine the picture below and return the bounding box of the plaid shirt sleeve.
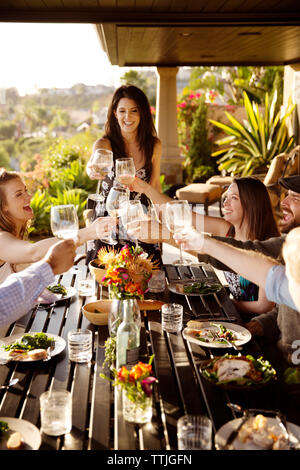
[0,261,55,328]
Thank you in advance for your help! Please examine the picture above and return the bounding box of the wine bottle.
[116,300,140,369]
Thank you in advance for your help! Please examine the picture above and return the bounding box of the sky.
[0,23,125,95]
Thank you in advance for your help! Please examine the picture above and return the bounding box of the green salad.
[182,281,221,294]
[47,283,67,296]
[0,421,9,436]
[4,332,54,352]
[201,354,276,387]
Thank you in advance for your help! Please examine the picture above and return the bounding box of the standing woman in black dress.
[86,84,162,264]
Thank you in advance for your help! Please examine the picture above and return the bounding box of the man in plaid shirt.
[0,239,75,328]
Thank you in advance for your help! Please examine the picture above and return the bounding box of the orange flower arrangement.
[101,356,157,403]
[97,244,159,300]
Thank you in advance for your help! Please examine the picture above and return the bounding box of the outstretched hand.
[173,227,206,253]
[127,176,149,194]
[44,239,76,275]
[92,216,116,239]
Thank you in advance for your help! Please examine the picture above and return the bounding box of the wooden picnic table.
[1,257,300,452]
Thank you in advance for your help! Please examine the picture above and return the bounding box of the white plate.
[37,286,77,305]
[168,279,222,296]
[0,417,41,450]
[0,332,66,362]
[182,322,251,348]
[215,417,300,450]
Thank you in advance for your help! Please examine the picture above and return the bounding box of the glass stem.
[179,243,183,264]
[96,180,101,195]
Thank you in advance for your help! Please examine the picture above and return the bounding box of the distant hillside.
[23,83,115,110]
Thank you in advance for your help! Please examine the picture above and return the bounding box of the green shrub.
[28,189,51,236]
[210,91,295,176]
[50,189,87,227]
[184,96,213,182]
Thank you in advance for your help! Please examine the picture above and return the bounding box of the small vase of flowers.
[101,356,157,424]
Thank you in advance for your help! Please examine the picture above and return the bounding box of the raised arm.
[0,217,115,264]
[175,229,279,289]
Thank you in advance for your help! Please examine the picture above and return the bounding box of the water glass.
[78,279,95,297]
[40,390,72,436]
[148,270,166,293]
[68,329,92,363]
[161,303,183,333]
[177,415,212,450]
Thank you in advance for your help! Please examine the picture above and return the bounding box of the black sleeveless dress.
[86,164,162,267]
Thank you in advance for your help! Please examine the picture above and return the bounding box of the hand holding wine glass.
[120,200,145,248]
[50,204,80,273]
[165,200,192,265]
[115,158,136,187]
[89,148,113,202]
[102,186,130,245]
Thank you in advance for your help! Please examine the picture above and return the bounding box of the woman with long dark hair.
[86,84,162,264]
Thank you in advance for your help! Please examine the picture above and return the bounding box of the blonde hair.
[0,168,28,239]
[282,227,300,282]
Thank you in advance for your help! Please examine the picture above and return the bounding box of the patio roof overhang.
[1,1,300,68]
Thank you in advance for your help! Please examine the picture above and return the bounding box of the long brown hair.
[0,168,28,239]
[104,85,158,173]
[231,177,280,240]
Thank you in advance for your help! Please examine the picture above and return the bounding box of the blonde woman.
[0,168,114,281]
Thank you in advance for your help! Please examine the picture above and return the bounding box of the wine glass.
[120,200,145,248]
[115,158,136,187]
[165,200,193,265]
[50,204,80,273]
[102,186,130,245]
[89,148,113,204]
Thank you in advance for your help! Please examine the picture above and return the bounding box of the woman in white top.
[0,168,114,281]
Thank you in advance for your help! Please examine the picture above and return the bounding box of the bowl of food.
[82,300,109,326]
[89,259,106,284]
[200,354,276,390]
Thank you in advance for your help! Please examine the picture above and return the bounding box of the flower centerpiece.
[97,244,159,300]
[99,245,159,366]
[101,356,157,424]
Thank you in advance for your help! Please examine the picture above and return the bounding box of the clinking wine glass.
[165,200,193,265]
[89,148,113,215]
[120,200,145,248]
[115,157,136,187]
[102,186,130,245]
[50,204,80,273]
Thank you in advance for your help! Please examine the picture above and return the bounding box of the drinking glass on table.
[102,186,130,245]
[115,157,135,187]
[165,200,192,265]
[50,204,80,273]
[120,199,145,248]
[177,415,212,450]
[40,390,72,436]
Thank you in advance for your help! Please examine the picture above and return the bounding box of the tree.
[187,66,284,105]
[0,120,17,139]
[120,70,148,93]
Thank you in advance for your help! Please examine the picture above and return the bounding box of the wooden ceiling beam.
[1,10,300,25]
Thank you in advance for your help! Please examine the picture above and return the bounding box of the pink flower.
[141,377,157,397]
